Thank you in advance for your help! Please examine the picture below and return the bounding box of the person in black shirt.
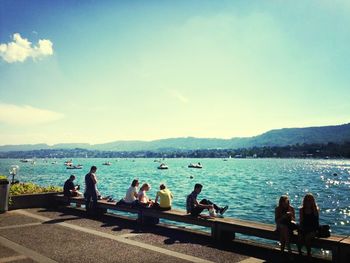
[186,184,228,217]
[298,193,319,257]
[63,175,81,197]
[84,166,98,213]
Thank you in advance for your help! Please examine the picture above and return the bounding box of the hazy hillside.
[246,123,350,147]
[0,123,349,152]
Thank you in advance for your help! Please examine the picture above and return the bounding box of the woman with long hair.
[298,193,319,257]
[275,195,296,252]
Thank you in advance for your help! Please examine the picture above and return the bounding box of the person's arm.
[195,199,212,209]
[290,207,296,221]
[133,189,138,198]
[155,192,159,204]
[275,207,282,224]
[299,208,303,226]
[91,174,97,184]
[138,192,143,202]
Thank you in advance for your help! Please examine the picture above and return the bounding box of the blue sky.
[0,0,349,145]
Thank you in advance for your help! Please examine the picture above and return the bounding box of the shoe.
[220,205,228,215]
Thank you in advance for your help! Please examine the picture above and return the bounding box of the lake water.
[1,158,349,236]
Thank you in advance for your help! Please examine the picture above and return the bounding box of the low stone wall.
[9,192,62,210]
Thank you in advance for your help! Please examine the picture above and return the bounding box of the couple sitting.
[275,193,320,257]
[119,179,173,210]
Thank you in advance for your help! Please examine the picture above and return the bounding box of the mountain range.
[1,123,349,152]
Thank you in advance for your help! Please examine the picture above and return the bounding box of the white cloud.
[168,89,189,104]
[0,33,53,63]
[0,103,63,125]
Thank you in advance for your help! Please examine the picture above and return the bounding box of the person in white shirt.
[138,183,154,207]
[124,179,139,203]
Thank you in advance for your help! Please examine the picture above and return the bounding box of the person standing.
[84,166,98,214]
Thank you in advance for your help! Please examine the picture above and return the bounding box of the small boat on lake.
[102,162,112,166]
[158,163,168,170]
[20,159,33,163]
[188,162,202,169]
[66,165,83,169]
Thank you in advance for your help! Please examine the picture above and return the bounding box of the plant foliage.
[10,182,62,196]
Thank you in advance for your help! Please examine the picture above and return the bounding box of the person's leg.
[286,229,292,253]
[191,206,204,217]
[297,232,304,255]
[84,192,92,213]
[199,199,220,211]
[91,191,98,209]
[200,199,228,214]
[305,232,316,257]
[278,225,288,252]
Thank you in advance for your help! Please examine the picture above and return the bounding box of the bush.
[0,175,8,180]
[10,182,62,196]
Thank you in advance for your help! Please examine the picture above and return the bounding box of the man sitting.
[64,175,82,197]
[186,183,228,217]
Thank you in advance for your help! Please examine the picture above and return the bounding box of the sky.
[0,0,349,145]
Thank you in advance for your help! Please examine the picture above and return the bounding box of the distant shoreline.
[0,142,349,159]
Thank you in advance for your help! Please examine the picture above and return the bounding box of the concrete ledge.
[9,192,61,210]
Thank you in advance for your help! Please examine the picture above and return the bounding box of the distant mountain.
[0,123,349,152]
[245,123,350,147]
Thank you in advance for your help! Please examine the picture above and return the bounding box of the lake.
[1,158,349,235]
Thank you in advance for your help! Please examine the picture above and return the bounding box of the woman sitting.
[298,193,319,257]
[137,183,154,207]
[275,195,296,253]
[117,179,139,205]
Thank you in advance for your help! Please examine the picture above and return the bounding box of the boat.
[188,163,202,169]
[102,162,112,166]
[20,159,33,163]
[67,165,83,169]
[157,163,168,170]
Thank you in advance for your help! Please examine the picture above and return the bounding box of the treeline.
[0,142,350,159]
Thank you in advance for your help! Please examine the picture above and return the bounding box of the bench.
[53,194,350,263]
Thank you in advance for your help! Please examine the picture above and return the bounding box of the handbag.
[317,225,331,238]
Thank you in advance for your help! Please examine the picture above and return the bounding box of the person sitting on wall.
[275,195,297,253]
[137,183,154,208]
[298,193,320,257]
[186,183,228,217]
[154,184,173,211]
[116,179,139,206]
[63,175,82,197]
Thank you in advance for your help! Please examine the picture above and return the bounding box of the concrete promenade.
[0,207,330,263]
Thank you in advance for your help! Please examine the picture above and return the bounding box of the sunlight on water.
[0,158,349,235]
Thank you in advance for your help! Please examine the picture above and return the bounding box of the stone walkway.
[0,207,328,263]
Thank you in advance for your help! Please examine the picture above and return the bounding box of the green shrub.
[10,182,62,196]
[0,175,8,180]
